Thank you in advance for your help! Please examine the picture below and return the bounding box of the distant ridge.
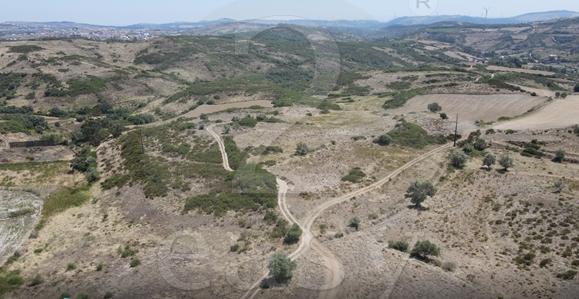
[3,10,578,30]
[383,10,579,27]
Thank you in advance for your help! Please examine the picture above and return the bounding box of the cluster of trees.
[71,147,99,183]
[389,240,441,261]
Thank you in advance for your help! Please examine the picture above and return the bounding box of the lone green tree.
[411,240,441,260]
[405,181,436,209]
[483,153,496,170]
[283,224,302,245]
[427,102,442,113]
[499,155,514,171]
[268,253,297,283]
[554,149,566,163]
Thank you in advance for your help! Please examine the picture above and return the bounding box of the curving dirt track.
[206,125,234,172]
[242,141,453,299]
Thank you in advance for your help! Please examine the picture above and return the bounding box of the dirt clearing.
[494,95,579,131]
[391,93,547,132]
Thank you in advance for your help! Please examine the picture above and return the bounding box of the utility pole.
[453,113,459,147]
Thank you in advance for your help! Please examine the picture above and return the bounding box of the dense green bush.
[411,240,441,260]
[427,102,442,113]
[374,134,393,146]
[268,253,296,283]
[387,121,446,149]
[284,224,302,245]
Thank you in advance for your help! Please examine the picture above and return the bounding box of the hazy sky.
[2,0,579,25]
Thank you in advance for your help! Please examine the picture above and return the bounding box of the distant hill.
[384,10,579,27]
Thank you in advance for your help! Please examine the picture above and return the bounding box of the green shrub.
[388,241,409,252]
[284,224,302,245]
[374,134,393,146]
[427,102,442,113]
[268,253,296,283]
[224,137,247,170]
[553,149,565,163]
[499,155,514,171]
[387,121,446,149]
[411,240,440,260]
[66,263,77,271]
[483,153,496,169]
[129,258,141,268]
[237,115,258,128]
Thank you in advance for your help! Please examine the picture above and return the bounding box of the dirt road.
[242,142,453,299]
[206,125,234,172]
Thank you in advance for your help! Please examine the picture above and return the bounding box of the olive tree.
[427,102,442,113]
[268,253,297,283]
[411,240,441,260]
[405,181,436,209]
